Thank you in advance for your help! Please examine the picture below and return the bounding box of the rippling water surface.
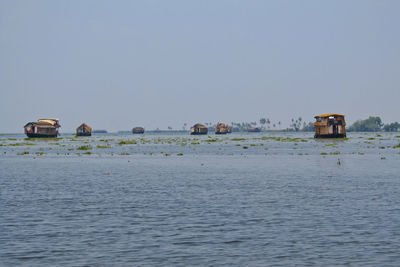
[1,132,400,266]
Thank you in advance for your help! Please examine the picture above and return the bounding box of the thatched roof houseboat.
[247,127,261,133]
[314,113,346,138]
[76,123,92,136]
[215,123,230,134]
[132,127,145,134]
[24,118,61,138]
[190,123,208,135]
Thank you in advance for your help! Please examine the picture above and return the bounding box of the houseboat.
[76,123,92,136]
[24,118,61,138]
[247,127,261,133]
[314,113,346,138]
[132,127,145,134]
[190,123,208,135]
[215,123,230,134]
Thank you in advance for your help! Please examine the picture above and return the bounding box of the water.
[1,132,400,266]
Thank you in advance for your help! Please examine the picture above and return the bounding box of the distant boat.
[190,123,208,135]
[247,127,261,133]
[76,123,92,136]
[314,113,346,138]
[215,123,230,134]
[24,118,61,138]
[132,127,145,134]
[93,129,108,134]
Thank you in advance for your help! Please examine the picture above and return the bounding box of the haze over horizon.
[1,0,399,133]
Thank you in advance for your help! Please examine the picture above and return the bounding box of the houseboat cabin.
[24,119,61,138]
[215,123,230,134]
[247,127,261,133]
[76,123,92,136]
[314,114,346,138]
[190,123,208,135]
[132,127,145,134]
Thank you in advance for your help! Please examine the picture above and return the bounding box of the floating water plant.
[231,138,246,141]
[17,151,29,155]
[97,145,111,149]
[118,140,137,145]
[77,145,92,150]
[9,143,36,146]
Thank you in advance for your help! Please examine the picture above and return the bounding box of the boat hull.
[190,132,208,135]
[25,133,58,138]
[76,133,91,137]
[314,134,346,138]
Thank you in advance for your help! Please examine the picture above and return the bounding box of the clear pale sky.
[1,0,399,133]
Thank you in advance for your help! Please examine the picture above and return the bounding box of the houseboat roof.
[76,123,92,131]
[192,123,207,128]
[38,119,60,125]
[314,113,345,118]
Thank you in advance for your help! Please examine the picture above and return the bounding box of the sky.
[0,0,399,133]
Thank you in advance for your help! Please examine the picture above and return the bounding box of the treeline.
[348,116,400,132]
[174,116,399,132]
[299,116,400,132]
[294,116,400,132]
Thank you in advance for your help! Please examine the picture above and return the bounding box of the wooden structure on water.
[132,127,145,134]
[190,123,208,135]
[24,119,61,138]
[76,123,92,136]
[314,113,346,138]
[215,123,231,134]
[247,127,261,133]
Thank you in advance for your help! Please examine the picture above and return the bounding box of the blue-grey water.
[1,132,400,266]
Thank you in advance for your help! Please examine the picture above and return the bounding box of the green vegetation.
[118,140,137,145]
[349,116,383,132]
[77,145,92,150]
[347,116,400,132]
[97,145,111,149]
[9,143,36,146]
[231,138,246,141]
[384,122,400,132]
[17,151,29,155]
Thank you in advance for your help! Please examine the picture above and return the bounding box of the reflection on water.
[1,132,400,265]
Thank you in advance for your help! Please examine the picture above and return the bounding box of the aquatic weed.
[97,145,111,149]
[118,140,137,145]
[231,138,246,141]
[77,145,92,150]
